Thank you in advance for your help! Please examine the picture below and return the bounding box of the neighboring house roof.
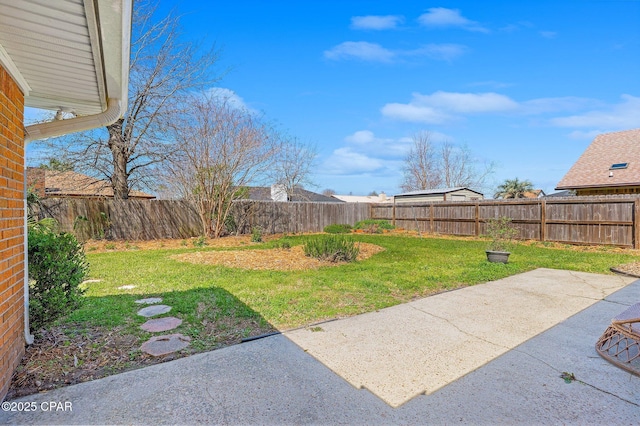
[32,169,155,199]
[395,187,484,197]
[245,187,343,203]
[0,0,132,143]
[331,194,393,203]
[545,190,576,198]
[522,189,546,199]
[556,129,640,190]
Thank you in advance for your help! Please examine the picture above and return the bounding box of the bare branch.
[31,0,222,199]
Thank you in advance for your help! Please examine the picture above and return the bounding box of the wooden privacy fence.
[34,198,370,240]
[34,196,640,247]
[35,198,202,240]
[371,197,640,248]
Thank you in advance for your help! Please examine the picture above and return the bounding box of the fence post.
[540,199,546,242]
[429,203,434,234]
[392,202,396,227]
[474,202,479,237]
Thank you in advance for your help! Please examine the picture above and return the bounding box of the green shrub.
[193,235,208,247]
[28,225,88,331]
[323,224,353,234]
[303,235,360,263]
[354,219,395,234]
[251,226,263,243]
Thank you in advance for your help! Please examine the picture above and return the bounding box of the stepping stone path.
[140,334,191,357]
[140,317,182,332]
[137,305,171,317]
[135,297,189,356]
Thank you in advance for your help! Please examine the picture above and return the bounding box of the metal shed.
[394,187,484,203]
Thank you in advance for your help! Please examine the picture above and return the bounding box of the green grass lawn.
[72,234,638,333]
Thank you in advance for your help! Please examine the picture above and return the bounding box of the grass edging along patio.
[9,233,640,399]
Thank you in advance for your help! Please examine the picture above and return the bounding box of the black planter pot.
[486,250,510,263]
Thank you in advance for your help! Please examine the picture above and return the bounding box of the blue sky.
[29,1,640,196]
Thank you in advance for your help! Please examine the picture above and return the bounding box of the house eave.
[0,0,132,122]
[555,182,640,191]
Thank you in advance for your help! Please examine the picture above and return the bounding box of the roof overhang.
[0,0,132,141]
[555,183,640,190]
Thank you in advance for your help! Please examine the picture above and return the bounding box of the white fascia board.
[0,43,31,95]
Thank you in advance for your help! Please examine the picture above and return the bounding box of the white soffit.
[0,0,129,116]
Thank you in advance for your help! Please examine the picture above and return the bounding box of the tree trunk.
[107,119,129,200]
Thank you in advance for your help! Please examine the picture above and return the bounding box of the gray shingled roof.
[246,187,344,203]
[395,187,483,197]
[556,129,640,190]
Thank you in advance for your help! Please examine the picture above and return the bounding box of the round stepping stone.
[137,305,171,318]
[140,333,191,356]
[135,297,163,305]
[140,317,182,332]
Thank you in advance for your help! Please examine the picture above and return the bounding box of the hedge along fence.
[371,196,640,248]
[34,198,371,241]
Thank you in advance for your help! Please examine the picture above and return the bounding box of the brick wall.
[0,64,25,401]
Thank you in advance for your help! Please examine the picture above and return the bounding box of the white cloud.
[345,130,376,144]
[418,7,489,33]
[343,130,415,157]
[350,15,404,30]
[324,41,395,62]
[520,96,596,115]
[323,130,454,177]
[539,31,557,39]
[322,147,385,175]
[550,95,640,129]
[380,91,626,125]
[205,88,250,110]
[416,91,518,113]
[382,91,518,123]
[382,102,452,124]
[325,42,467,63]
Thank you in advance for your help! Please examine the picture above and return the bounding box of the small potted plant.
[484,216,518,263]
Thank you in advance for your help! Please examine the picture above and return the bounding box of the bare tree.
[401,131,442,191]
[33,1,221,199]
[164,95,278,237]
[401,131,494,192]
[268,137,317,200]
[440,141,494,189]
[322,188,336,196]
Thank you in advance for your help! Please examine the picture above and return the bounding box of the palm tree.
[493,178,534,199]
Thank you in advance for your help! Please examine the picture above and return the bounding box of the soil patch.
[171,243,384,271]
[8,315,274,400]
